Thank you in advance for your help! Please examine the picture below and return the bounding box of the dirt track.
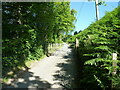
[5,43,77,88]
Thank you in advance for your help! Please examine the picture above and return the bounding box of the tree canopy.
[2,2,77,76]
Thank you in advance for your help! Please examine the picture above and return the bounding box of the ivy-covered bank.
[67,6,120,89]
[2,2,76,78]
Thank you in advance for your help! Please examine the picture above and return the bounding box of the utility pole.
[88,0,99,21]
[95,0,99,21]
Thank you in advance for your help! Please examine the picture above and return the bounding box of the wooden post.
[75,38,79,54]
[111,53,117,89]
[112,53,117,76]
[75,38,79,49]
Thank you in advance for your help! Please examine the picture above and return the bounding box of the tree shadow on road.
[2,68,52,89]
[53,47,78,89]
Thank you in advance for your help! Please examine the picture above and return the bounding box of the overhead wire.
[74,2,85,32]
[76,2,85,23]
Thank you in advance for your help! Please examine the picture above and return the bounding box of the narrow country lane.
[5,43,77,88]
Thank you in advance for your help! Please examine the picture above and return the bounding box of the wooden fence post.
[75,38,79,54]
[75,38,79,48]
[112,53,117,76]
[111,53,117,89]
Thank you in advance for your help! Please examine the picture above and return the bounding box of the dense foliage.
[68,6,120,89]
[2,2,76,77]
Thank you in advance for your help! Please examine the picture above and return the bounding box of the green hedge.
[72,6,120,89]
